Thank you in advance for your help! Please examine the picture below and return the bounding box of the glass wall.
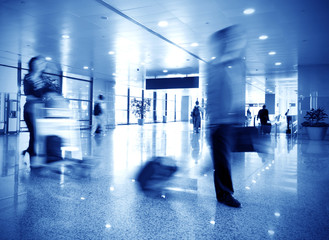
[114,84,128,125]
[112,87,184,125]
[62,74,92,129]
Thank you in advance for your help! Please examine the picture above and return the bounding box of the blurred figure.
[246,107,252,125]
[191,100,202,133]
[257,105,270,134]
[22,56,48,164]
[136,157,178,192]
[92,94,105,135]
[285,109,292,134]
[206,25,246,208]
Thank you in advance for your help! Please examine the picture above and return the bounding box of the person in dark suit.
[257,105,270,133]
[206,25,246,208]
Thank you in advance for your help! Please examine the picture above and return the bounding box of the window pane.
[68,100,90,121]
[115,96,127,110]
[63,77,90,100]
[116,110,128,124]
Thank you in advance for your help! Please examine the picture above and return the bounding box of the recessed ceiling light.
[228,66,232,69]
[45,57,52,61]
[108,51,115,55]
[163,69,168,73]
[211,56,216,60]
[275,62,282,66]
[243,8,255,15]
[62,34,70,39]
[158,21,168,27]
[268,51,276,55]
[190,42,199,47]
[259,35,268,40]
[83,66,89,69]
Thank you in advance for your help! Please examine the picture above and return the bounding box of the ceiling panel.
[0,0,328,91]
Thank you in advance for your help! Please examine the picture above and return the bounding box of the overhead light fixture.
[108,51,115,55]
[190,42,199,47]
[228,66,232,69]
[275,62,282,66]
[259,35,268,40]
[45,57,52,61]
[243,8,255,15]
[158,21,168,27]
[83,66,89,69]
[211,56,216,60]
[268,51,276,55]
[62,34,70,39]
[163,69,168,73]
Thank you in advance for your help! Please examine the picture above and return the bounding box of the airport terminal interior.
[1,0,329,239]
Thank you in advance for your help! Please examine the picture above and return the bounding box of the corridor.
[0,122,328,239]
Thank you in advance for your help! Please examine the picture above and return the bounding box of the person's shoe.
[217,193,241,208]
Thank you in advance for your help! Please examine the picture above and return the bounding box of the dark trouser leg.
[24,105,36,157]
[211,125,234,197]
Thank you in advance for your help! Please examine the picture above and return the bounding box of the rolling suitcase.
[136,157,178,191]
[46,135,63,163]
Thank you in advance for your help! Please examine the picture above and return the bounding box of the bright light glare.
[62,34,70,39]
[259,35,268,40]
[268,51,276,55]
[268,230,275,235]
[163,69,168,73]
[210,220,215,225]
[158,21,168,27]
[105,224,111,228]
[45,57,52,61]
[165,48,187,68]
[274,212,281,217]
[243,8,255,15]
[190,42,199,47]
[275,62,282,66]
[83,66,88,69]
[108,51,115,55]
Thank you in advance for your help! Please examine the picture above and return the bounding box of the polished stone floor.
[0,122,328,239]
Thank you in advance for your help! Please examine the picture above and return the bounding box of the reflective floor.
[0,122,328,239]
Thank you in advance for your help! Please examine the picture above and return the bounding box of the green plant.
[301,108,329,127]
[130,98,151,119]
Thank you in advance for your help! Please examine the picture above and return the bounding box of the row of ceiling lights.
[58,8,282,74]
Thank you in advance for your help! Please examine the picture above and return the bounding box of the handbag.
[232,126,258,152]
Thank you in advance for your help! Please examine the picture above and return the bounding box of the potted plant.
[301,108,329,140]
[130,98,151,125]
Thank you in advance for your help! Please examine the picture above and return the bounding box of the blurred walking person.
[22,56,48,165]
[92,94,105,135]
[206,25,247,208]
[191,100,202,133]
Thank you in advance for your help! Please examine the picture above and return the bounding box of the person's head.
[208,25,247,63]
[98,94,104,101]
[195,101,199,106]
[28,55,47,74]
[263,105,266,109]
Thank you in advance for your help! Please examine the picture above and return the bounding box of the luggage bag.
[136,157,178,191]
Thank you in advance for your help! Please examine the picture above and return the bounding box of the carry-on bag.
[136,157,178,191]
